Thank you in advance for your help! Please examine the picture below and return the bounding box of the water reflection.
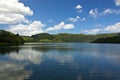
[0,46,19,54]
[0,61,32,80]
[8,48,45,64]
[47,52,74,64]
[8,47,74,64]
[0,43,120,80]
[29,43,79,52]
[77,76,83,80]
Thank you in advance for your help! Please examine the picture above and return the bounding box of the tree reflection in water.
[0,46,19,54]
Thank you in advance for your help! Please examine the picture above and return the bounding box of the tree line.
[0,30,24,45]
[92,36,120,43]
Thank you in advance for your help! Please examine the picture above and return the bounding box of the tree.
[0,30,24,45]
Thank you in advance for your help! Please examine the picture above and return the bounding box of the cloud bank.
[7,21,45,36]
[46,22,75,32]
[0,0,33,24]
[89,8,120,18]
[82,22,120,34]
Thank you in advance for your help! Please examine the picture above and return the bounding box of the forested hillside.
[92,36,120,43]
[0,30,24,45]
[23,32,119,43]
[1,30,119,43]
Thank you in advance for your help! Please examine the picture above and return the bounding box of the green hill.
[22,32,119,43]
[92,36,120,43]
[0,30,24,45]
[22,36,34,42]
[1,30,119,44]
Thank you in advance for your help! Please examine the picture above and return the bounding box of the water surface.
[0,43,120,80]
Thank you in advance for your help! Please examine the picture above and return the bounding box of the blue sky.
[0,0,120,36]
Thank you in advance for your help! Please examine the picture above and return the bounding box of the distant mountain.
[0,30,24,45]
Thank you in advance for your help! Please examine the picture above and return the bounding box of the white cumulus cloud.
[104,22,120,32]
[115,0,120,6]
[75,4,83,13]
[82,29,101,34]
[0,0,33,24]
[102,9,113,15]
[46,22,75,32]
[102,8,120,15]
[67,16,86,22]
[7,21,45,36]
[75,4,82,9]
[89,8,98,18]
[81,22,120,34]
[89,8,120,18]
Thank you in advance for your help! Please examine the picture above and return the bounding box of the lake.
[0,43,120,80]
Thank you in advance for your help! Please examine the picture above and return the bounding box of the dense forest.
[22,32,120,43]
[92,36,120,43]
[0,30,24,45]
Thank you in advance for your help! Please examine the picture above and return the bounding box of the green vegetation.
[22,32,120,43]
[92,36,120,43]
[0,30,24,45]
[32,33,54,40]
[1,30,119,44]
[39,39,54,42]
[22,36,34,42]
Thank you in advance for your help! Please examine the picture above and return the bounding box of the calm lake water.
[0,43,120,80]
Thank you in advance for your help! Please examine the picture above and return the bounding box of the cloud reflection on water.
[1,43,120,80]
[0,61,32,80]
[8,47,74,65]
[8,48,45,64]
